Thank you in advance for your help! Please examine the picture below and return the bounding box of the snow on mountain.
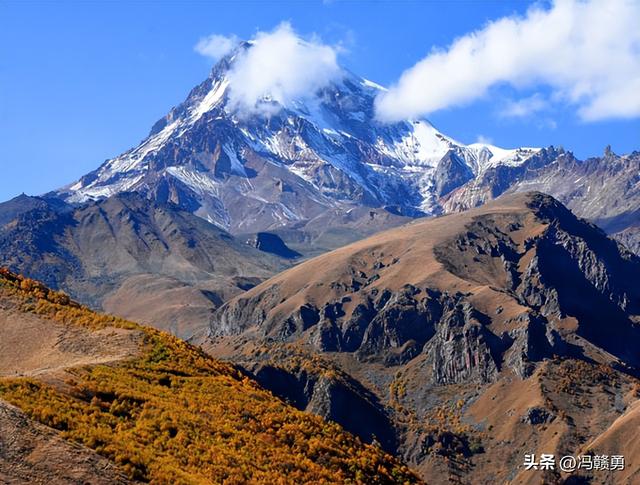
[59,43,540,233]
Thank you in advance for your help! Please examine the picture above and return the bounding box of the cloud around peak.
[374,0,640,123]
[196,23,342,115]
[194,33,239,61]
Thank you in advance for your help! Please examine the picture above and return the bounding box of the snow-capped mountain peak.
[59,44,540,231]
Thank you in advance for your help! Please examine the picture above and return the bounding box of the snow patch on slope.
[189,79,229,124]
[166,166,220,195]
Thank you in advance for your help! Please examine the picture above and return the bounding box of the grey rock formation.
[247,362,398,453]
[521,407,555,425]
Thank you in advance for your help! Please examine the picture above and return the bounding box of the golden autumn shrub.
[0,268,420,484]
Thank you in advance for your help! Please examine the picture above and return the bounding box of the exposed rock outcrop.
[248,362,398,452]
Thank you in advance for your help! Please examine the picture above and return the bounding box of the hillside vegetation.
[0,268,420,484]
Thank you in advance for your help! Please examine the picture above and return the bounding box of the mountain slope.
[48,41,639,256]
[0,267,420,484]
[0,192,287,339]
[207,192,640,483]
[212,192,640,362]
[54,43,539,249]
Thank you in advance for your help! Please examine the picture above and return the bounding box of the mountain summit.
[56,44,539,238]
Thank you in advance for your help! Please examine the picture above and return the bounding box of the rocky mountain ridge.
[443,146,640,253]
[206,192,640,483]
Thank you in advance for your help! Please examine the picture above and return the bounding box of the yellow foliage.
[0,268,421,484]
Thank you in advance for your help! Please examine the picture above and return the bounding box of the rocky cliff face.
[206,192,640,483]
[245,353,399,453]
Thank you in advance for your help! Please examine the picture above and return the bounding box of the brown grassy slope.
[0,268,421,484]
[466,358,640,485]
[208,192,640,484]
[584,398,640,484]
[211,192,543,337]
[0,292,140,378]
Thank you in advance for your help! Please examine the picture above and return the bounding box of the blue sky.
[1,0,638,202]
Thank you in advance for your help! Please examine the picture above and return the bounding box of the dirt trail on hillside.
[0,296,141,378]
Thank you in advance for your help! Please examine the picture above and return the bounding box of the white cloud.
[194,34,239,60]
[223,22,342,115]
[474,135,494,145]
[501,93,548,118]
[375,0,640,123]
